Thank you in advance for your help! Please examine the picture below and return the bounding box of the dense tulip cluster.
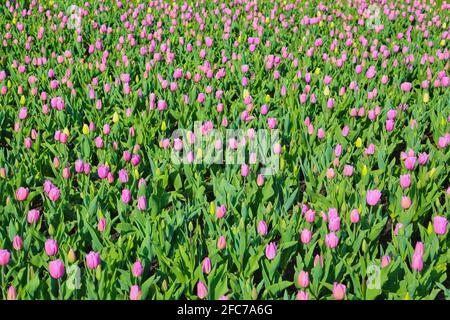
[0,0,449,300]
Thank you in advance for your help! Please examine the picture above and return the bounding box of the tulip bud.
[201,257,212,274]
[7,286,17,300]
[197,281,208,299]
[161,279,168,292]
[13,235,23,251]
[257,220,268,236]
[265,242,277,260]
[381,255,391,268]
[48,224,55,236]
[132,259,143,277]
[297,271,309,288]
[130,285,141,300]
[217,236,226,250]
[68,248,77,263]
[332,283,346,300]
[251,287,258,300]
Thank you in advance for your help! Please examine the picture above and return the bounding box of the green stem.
[92,269,97,299]
[1,267,5,300]
[58,278,62,300]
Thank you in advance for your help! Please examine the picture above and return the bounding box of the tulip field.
[0,0,449,301]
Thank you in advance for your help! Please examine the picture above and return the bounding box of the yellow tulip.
[20,96,26,105]
[361,165,368,177]
[423,92,429,103]
[82,124,89,135]
[243,89,249,98]
[63,128,70,137]
[209,202,215,215]
[355,137,362,148]
[112,111,119,123]
[161,120,167,131]
[134,169,139,179]
[429,167,436,178]
[323,86,330,96]
[427,222,433,235]
[265,94,271,103]
[440,40,445,47]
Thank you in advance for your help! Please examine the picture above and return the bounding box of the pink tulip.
[45,239,58,256]
[399,174,411,188]
[132,259,143,277]
[97,217,106,232]
[121,189,132,204]
[202,257,212,274]
[381,255,391,268]
[48,187,60,201]
[0,249,11,266]
[217,236,226,250]
[317,128,325,139]
[86,251,101,269]
[296,290,309,300]
[265,242,277,260]
[325,232,339,248]
[297,271,309,288]
[300,229,312,244]
[48,259,65,279]
[215,204,227,219]
[97,165,109,179]
[332,283,346,300]
[433,216,448,235]
[366,190,382,206]
[414,242,424,256]
[411,253,423,272]
[257,220,268,236]
[15,187,29,201]
[7,286,17,300]
[350,209,360,224]
[343,165,353,176]
[27,209,40,224]
[328,216,341,232]
[401,196,412,209]
[241,163,249,177]
[305,209,315,223]
[257,174,265,186]
[418,152,429,165]
[197,281,208,299]
[314,254,324,268]
[400,82,412,92]
[130,285,141,300]
[404,157,416,170]
[13,235,23,251]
